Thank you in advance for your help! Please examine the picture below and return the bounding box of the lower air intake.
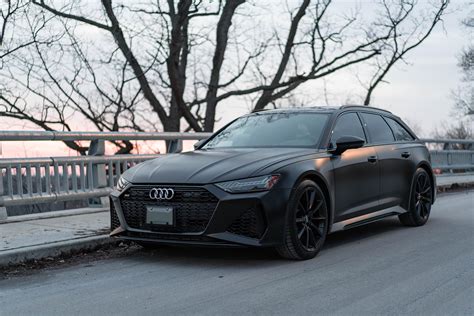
[110,198,120,231]
[227,207,266,239]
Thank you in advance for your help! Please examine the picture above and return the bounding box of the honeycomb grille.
[120,186,218,233]
[110,199,120,231]
[227,208,266,239]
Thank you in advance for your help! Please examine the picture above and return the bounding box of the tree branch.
[363,0,449,105]
[101,0,170,125]
[31,0,111,30]
[253,0,311,111]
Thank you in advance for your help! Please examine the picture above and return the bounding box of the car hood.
[124,148,320,184]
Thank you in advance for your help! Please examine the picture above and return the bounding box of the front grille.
[120,186,218,233]
[227,208,266,239]
[110,198,120,231]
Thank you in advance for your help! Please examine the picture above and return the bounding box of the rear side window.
[330,113,366,145]
[360,113,395,144]
[385,117,415,141]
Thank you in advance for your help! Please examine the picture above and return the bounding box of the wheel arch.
[405,161,436,210]
[294,171,334,231]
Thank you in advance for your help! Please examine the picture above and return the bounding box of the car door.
[330,112,380,222]
[383,116,418,206]
[359,113,414,209]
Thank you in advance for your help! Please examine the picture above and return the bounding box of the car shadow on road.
[133,216,410,265]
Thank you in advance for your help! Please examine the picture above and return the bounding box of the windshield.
[202,112,329,149]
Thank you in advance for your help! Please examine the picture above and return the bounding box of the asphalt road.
[1,191,473,316]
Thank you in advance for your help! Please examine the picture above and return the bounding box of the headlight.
[215,175,280,193]
[116,176,130,192]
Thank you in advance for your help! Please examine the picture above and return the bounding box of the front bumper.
[109,184,291,247]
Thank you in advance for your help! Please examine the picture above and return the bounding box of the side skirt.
[330,206,406,233]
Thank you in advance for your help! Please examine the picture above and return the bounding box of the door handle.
[367,156,377,163]
[401,152,411,158]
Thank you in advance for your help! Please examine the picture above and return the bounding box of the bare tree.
[431,7,473,148]
[0,0,450,154]
[1,7,140,153]
[1,0,26,45]
[433,120,472,149]
[363,0,449,105]
[453,12,473,116]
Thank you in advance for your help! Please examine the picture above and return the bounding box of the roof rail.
[339,105,392,114]
[251,108,270,113]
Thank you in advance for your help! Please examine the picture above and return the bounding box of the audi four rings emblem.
[149,188,175,200]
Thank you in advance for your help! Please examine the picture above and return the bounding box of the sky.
[0,0,472,158]
[217,0,471,137]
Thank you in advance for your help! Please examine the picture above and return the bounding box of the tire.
[276,180,329,260]
[399,168,433,227]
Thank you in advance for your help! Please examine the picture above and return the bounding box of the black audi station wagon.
[110,106,435,260]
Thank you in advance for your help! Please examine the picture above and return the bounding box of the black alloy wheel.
[399,168,433,226]
[277,180,328,260]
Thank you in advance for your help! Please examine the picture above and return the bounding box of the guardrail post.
[0,143,6,220]
[0,169,7,221]
[88,140,109,208]
[167,139,183,153]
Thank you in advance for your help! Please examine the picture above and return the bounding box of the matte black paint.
[110,106,435,247]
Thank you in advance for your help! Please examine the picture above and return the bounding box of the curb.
[0,235,115,267]
[0,207,108,225]
[435,174,474,188]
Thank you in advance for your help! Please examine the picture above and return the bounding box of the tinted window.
[330,113,366,145]
[385,117,414,141]
[360,113,395,144]
[202,112,329,149]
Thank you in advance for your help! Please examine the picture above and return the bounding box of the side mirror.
[194,138,207,150]
[330,136,365,155]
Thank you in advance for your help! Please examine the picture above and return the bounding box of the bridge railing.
[0,131,472,220]
[0,155,158,207]
[0,131,211,220]
[422,139,474,171]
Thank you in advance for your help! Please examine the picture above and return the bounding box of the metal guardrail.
[0,131,210,220]
[421,138,474,145]
[0,131,472,220]
[0,131,213,141]
[0,155,158,207]
[430,150,474,170]
[422,139,474,171]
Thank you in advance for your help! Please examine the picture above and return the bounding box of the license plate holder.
[146,206,174,226]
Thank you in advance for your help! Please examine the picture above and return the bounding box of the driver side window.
[330,113,366,147]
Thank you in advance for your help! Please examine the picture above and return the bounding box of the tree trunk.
[204,0,245,132]
[167,0,202,132]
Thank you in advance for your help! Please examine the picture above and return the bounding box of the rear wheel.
[276,180,328,260]
[399,168,433,226]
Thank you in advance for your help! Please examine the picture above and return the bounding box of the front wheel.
[399,168,433,226]
[276,180,329,260]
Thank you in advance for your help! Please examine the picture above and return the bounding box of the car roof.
[249,105,392,115]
